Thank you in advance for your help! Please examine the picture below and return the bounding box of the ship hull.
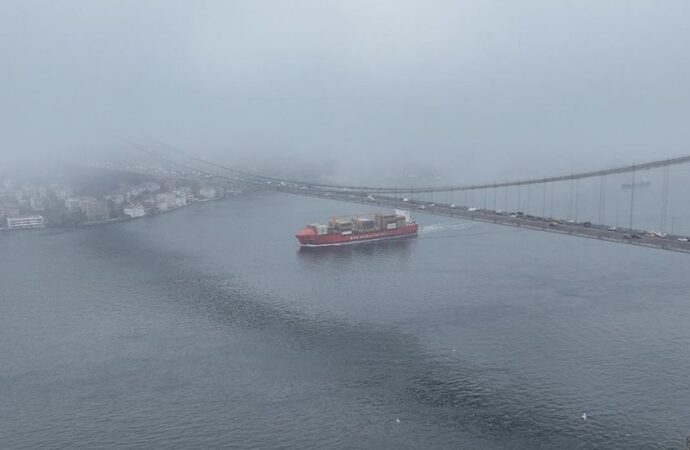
[297,224,418,247]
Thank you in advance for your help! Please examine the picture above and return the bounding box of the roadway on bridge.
[280,187,690,254]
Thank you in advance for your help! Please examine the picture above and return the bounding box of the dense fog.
[2,1,690,184]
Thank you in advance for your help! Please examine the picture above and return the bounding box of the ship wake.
[420,221,476,235]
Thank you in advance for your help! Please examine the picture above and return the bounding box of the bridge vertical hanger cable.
[598,173,606,225]
[493,187,497,210]
[504,186,508,212]
[598,175,602,224]
[517,183,521,211]
[660,164,670,233]
[542,181,547,217]
[569,178,574,220]
[526,184,531,214]
[483,189,487,209]
[549,182,554,218]
[629,165,636,230]
[575,178,580,222]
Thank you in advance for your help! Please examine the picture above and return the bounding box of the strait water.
[2,193,690,449]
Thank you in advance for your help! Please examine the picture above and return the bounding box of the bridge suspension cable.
[128,139,690,196]
[122,139,269,188]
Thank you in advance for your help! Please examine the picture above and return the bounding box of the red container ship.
[296,210,418,247]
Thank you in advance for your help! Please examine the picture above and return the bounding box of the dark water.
[2,193,690,449]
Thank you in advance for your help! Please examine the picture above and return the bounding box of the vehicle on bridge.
[295,210,418,247]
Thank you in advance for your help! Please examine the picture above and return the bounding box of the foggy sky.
[2,0,690,184]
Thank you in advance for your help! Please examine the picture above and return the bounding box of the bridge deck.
[280,188,690,255]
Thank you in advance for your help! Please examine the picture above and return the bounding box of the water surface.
[2,193,689,449]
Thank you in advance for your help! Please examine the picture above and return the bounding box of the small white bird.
[582,413,587,421]
[396,419,400,423]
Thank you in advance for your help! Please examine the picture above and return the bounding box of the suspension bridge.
[119,141,690,254]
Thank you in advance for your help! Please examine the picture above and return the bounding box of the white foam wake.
[419,221,476,234]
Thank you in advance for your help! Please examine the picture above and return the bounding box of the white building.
[123,204,146,218]
[7,215,45,229]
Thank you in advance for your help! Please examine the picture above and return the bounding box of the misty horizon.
[3,1,690,185]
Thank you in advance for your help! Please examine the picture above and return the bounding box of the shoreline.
[0,194,235,232]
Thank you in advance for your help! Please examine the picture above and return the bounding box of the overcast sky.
[2,0,689,183]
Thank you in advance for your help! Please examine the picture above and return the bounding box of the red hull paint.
[296,223,418,247]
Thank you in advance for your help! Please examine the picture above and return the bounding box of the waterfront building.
[155,192,174,211]
[6,215,45,229]
[123,204,146,218]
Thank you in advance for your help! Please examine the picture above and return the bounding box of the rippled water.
[2,193,690,449]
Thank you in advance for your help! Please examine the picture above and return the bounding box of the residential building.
[123,204,146,218]
[7,215,45,229]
